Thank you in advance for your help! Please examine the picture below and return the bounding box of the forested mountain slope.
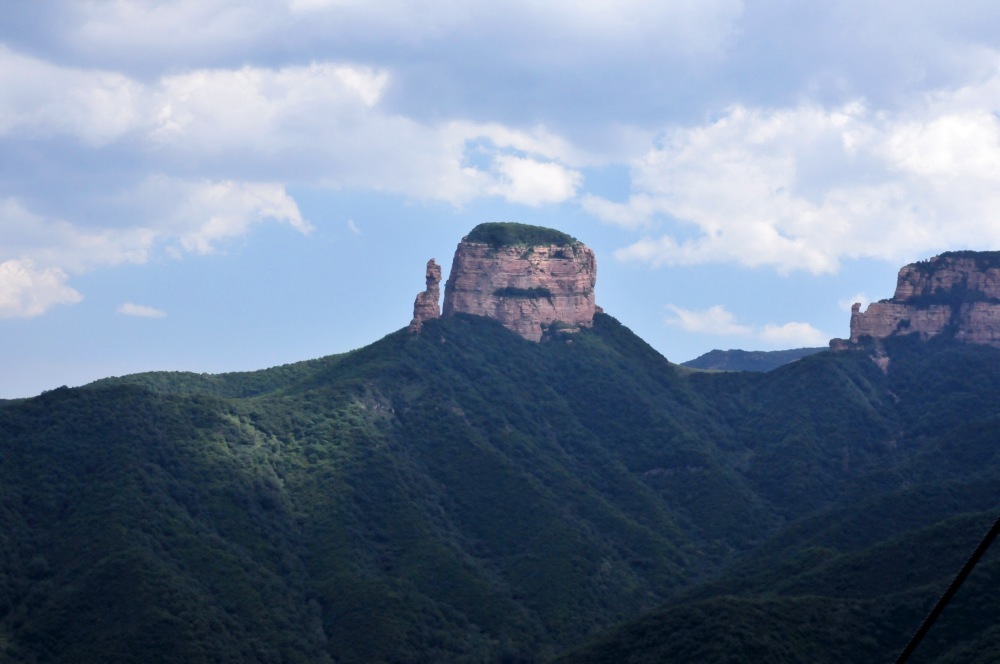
[562,335,1000,663]
[2,316,998,662]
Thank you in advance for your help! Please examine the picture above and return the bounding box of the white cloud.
[0,197,157,272]
[759,321,827,346]
[666,304,752,336]
[0,259,82,319]
[666,304,827,347]
[0,48,589,208]
[0,180,308,317]
[149,62,390,151]
[489,155,581,206]
[2,178,308,268]
[117,302,167,318]
[595,75,1000,273]
[171,180,312,255]
[11,3,1000,320]
[0,45,142,145]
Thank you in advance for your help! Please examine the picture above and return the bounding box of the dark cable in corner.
[895,512,1000,663]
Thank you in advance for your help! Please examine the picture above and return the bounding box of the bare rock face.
[831,251,1000,350]
[408,259,442,333]
[441,223,597,342]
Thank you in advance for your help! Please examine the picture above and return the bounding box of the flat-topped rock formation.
[831,251,1000,350]
[414,222,597,342]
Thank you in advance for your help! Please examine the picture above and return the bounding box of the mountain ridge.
[681,347,825,372]
[4,227,1000,661]
[5,313,1000,660]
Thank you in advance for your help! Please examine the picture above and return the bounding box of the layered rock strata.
[831,252,1000,350]
[440,223,598,342]
[408,259,442,332]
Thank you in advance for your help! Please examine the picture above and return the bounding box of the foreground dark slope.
[0,313,756,662]
[561,335,1000,663]
[3,316,999,661]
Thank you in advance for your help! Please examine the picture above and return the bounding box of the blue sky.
[4,1,1000,397]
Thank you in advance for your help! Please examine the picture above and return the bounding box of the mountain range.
[2,224,999,662]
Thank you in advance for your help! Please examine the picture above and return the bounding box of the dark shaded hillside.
[561,336,1000,663]
[0,314,744,662]
[3,316,1000,662]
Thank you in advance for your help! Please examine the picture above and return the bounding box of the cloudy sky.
[4,1,1000,397]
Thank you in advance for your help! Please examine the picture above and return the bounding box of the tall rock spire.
[408,259,442,332]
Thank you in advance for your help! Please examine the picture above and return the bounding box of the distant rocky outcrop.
[831,251,1000,351]
[438,222,598,342]
[408,259,442,332]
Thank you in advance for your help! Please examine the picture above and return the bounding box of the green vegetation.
[493,286,553,299]
[464,222,578,247]
[912,250,1000,273]
[2,313,1000,661]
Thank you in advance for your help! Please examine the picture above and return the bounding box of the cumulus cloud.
[9,2,1000,326]
[0,47,585,206]
[666,304,826,347]
[489,155,581,206]
[599,71,1000,273]
[0,42,595,320]
[149,62,390,151]
[665,304,752,336]
[0,260,82,319]
[0,197,157,273]
[0,179,308,316]
[0,45,142,145]
[759,321,827,346]
[170,180,312,255]
[117,303,167,318]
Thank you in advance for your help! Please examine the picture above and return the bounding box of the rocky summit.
[831,251,1000,350]
[412,222,599,342]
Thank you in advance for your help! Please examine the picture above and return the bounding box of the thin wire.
[895,512,1000,663]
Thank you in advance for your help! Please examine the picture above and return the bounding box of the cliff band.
[832,251,1000,349]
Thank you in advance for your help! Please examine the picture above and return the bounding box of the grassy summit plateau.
[464,222,579,247]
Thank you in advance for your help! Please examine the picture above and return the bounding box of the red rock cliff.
[831,252,1000,350]
[440,223,598,342]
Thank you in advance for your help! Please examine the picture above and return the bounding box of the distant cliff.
[415,222,598,342]
[831,251,1000,350]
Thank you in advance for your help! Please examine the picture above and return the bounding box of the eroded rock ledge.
[831,251,1000,351]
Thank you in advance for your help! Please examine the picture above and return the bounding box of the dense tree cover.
[464,222,578,247]
[493,286,553,300]
[911,250,1000,273]
[2,315,999,661]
